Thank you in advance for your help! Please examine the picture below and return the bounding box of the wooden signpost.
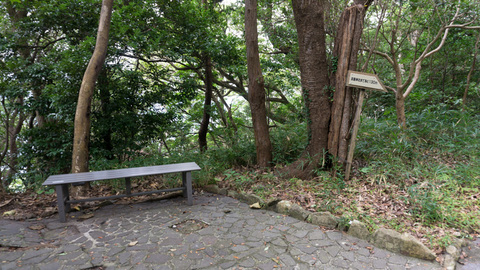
[344,71,387,180]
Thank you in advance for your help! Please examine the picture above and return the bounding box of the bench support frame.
[44,162,199,222]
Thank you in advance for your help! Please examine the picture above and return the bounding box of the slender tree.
[245,0,272,167]
[365,1,479,127]
[198,0,214,152]
[72,0,113,174]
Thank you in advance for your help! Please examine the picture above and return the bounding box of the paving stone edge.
[203,184,467,269]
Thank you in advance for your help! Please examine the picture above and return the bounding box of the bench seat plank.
[42,162,200,222]
[43,162,200,185]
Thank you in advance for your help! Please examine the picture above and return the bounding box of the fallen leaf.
[2,210,16,217]
[77,213,94,220]
[29,224,45,230]
[249,202,261,209]
[128,241,138,247]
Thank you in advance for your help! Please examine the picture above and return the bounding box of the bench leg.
[182,171,193,205]
[55,184,70,222]
[125,177,131,196]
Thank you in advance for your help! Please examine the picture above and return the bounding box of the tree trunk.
[292,0,330,157]
[245,0,272,167]
[396,93,407,128]
[198,56,213,152]
[198,0,214,152]
[328,2,368,163]
[72,0,113,174]
[214,88,238,132]
[5,99,25,186]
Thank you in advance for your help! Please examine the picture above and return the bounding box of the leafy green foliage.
[270,120,307,164]
[19,122,73,188]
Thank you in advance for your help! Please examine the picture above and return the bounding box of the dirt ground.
[0,176,180,221]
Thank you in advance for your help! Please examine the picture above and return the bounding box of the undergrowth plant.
[407,183,443,224]
[355,109,480,239]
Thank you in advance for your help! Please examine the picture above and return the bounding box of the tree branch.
[403,8,461,98]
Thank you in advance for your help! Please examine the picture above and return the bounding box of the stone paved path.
[0,193,450,269]
[457,238,480,270]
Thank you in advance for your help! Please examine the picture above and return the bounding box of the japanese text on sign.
[346,71,387,92]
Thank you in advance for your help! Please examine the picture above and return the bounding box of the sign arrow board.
[344,70,387,181]
[346,71,387,92]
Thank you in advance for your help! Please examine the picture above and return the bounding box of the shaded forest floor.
[1,163,479,255]
[1,111,479,256]
[215,162,480,255]
[0,176,184,221]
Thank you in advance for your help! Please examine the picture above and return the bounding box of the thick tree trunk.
[72,0,113,174]
[245,0,272,167]
[286,0,371,178]
[328,2,368,163]
[292,0,330,156]
[198,56,213,152]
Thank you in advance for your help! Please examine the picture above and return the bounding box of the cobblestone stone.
[0,193,451,269]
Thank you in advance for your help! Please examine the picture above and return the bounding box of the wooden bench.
[42,162,201,222]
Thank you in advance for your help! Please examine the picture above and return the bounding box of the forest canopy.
[0,0,479,190]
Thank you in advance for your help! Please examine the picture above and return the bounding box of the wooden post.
[345,89,365,181]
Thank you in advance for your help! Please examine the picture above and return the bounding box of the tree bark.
[198,56,213,152]
[198,0,214,152]
[245,0,273,167]
[3,98,25,187]
[292,0,330,157]
[214,87,238,132]
[6,102,25,181]
[328,2,368,163]
[72,0,113,173]
[395,93,407,129]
